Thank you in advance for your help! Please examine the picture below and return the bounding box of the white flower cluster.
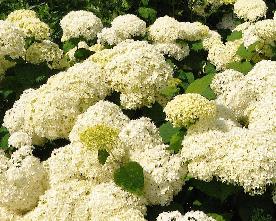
[0,146,48,213]
[148,16,209,60]
[91,40,174,109]
[0,57,16,80]
[157,210,216,221]
[164,93,217,128]
[6,9,50,40]
[8,131,32,149]
[97,14,146,45]
[0,20,25,59]
[234,0,267,22]
[22,180,147,221]
[3,61,110,143]
[242,19,276,48]
[180,60,276,194]
[25,40,64,67]
[60,10,103,42]
[119,117,187,205]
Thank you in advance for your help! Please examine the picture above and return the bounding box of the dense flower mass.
[3,61,110,142]
[97,14,146,45]
[0,20,25,59]
[164,93,217,127]
[0,146,48,213]
[60,10,103,42]
[234,0,267,21]
[0,2,276,220]
[6,9,50,40]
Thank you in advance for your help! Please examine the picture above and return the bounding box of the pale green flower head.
[79,124,119,151]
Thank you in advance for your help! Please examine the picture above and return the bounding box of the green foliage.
[159,122,180,143]
[185,73,216,100]
[191,41,204,52]
[226,31,242,42]
[74,48,93,61]
[98,149,110,165]
[190,179,240,202]
[114,161,144,195]
[227,61,253,74]
[138,7,157,23]
[167,130,185,153]
[160,85,180,98]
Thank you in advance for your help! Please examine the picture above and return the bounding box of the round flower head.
[6,10,50,40]
[8,131,32,149]
[0,20,25,58]
[79,124,119,151]
[26,40,63,65]
[97,14,146,45]
[6,9,37,22]
[0,146,48,213]
[148,16,183,43]
[164,93,217,127]
[234,0,267,21]
[60,10,103,42]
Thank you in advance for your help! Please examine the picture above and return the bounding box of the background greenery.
[0,0,275,220]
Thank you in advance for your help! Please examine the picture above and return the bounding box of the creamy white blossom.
[164,93,217,128]
[234,0,267,21]
[0,20,25,58]
[3,61,110,143]
[97,14,146,45]
[60,10,103,42]
[0,146,48,213]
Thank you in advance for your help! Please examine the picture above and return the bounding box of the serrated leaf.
[191,41,204,51]
[227,61,253,74]
[168,130,185,153]
[186,73,216,100]
[114,161,144,195]
[190,179,240,202]
[98,149,110,165]
[159,122,180,143]
[138,7,157,22]
[227,31,242,41]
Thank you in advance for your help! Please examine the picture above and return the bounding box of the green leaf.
[178,71,195,83]
[208,213,228,221]
[236,43,256,60]
[227,61,253,74]
[186,73,216,100]
[138,7,157,22]
[190,179,240,202]
[191,41,204,51]
[159,122,180,143]
[0,133,9,150]
[160,85,180,98]
[141,0,149,6]
[63,39,78,53]
[168,130,185,153]
[203,62,217,75]
[98,149,110,165]
[114,161,144,195]
[74,48,93,60]
[226,31,242,41]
